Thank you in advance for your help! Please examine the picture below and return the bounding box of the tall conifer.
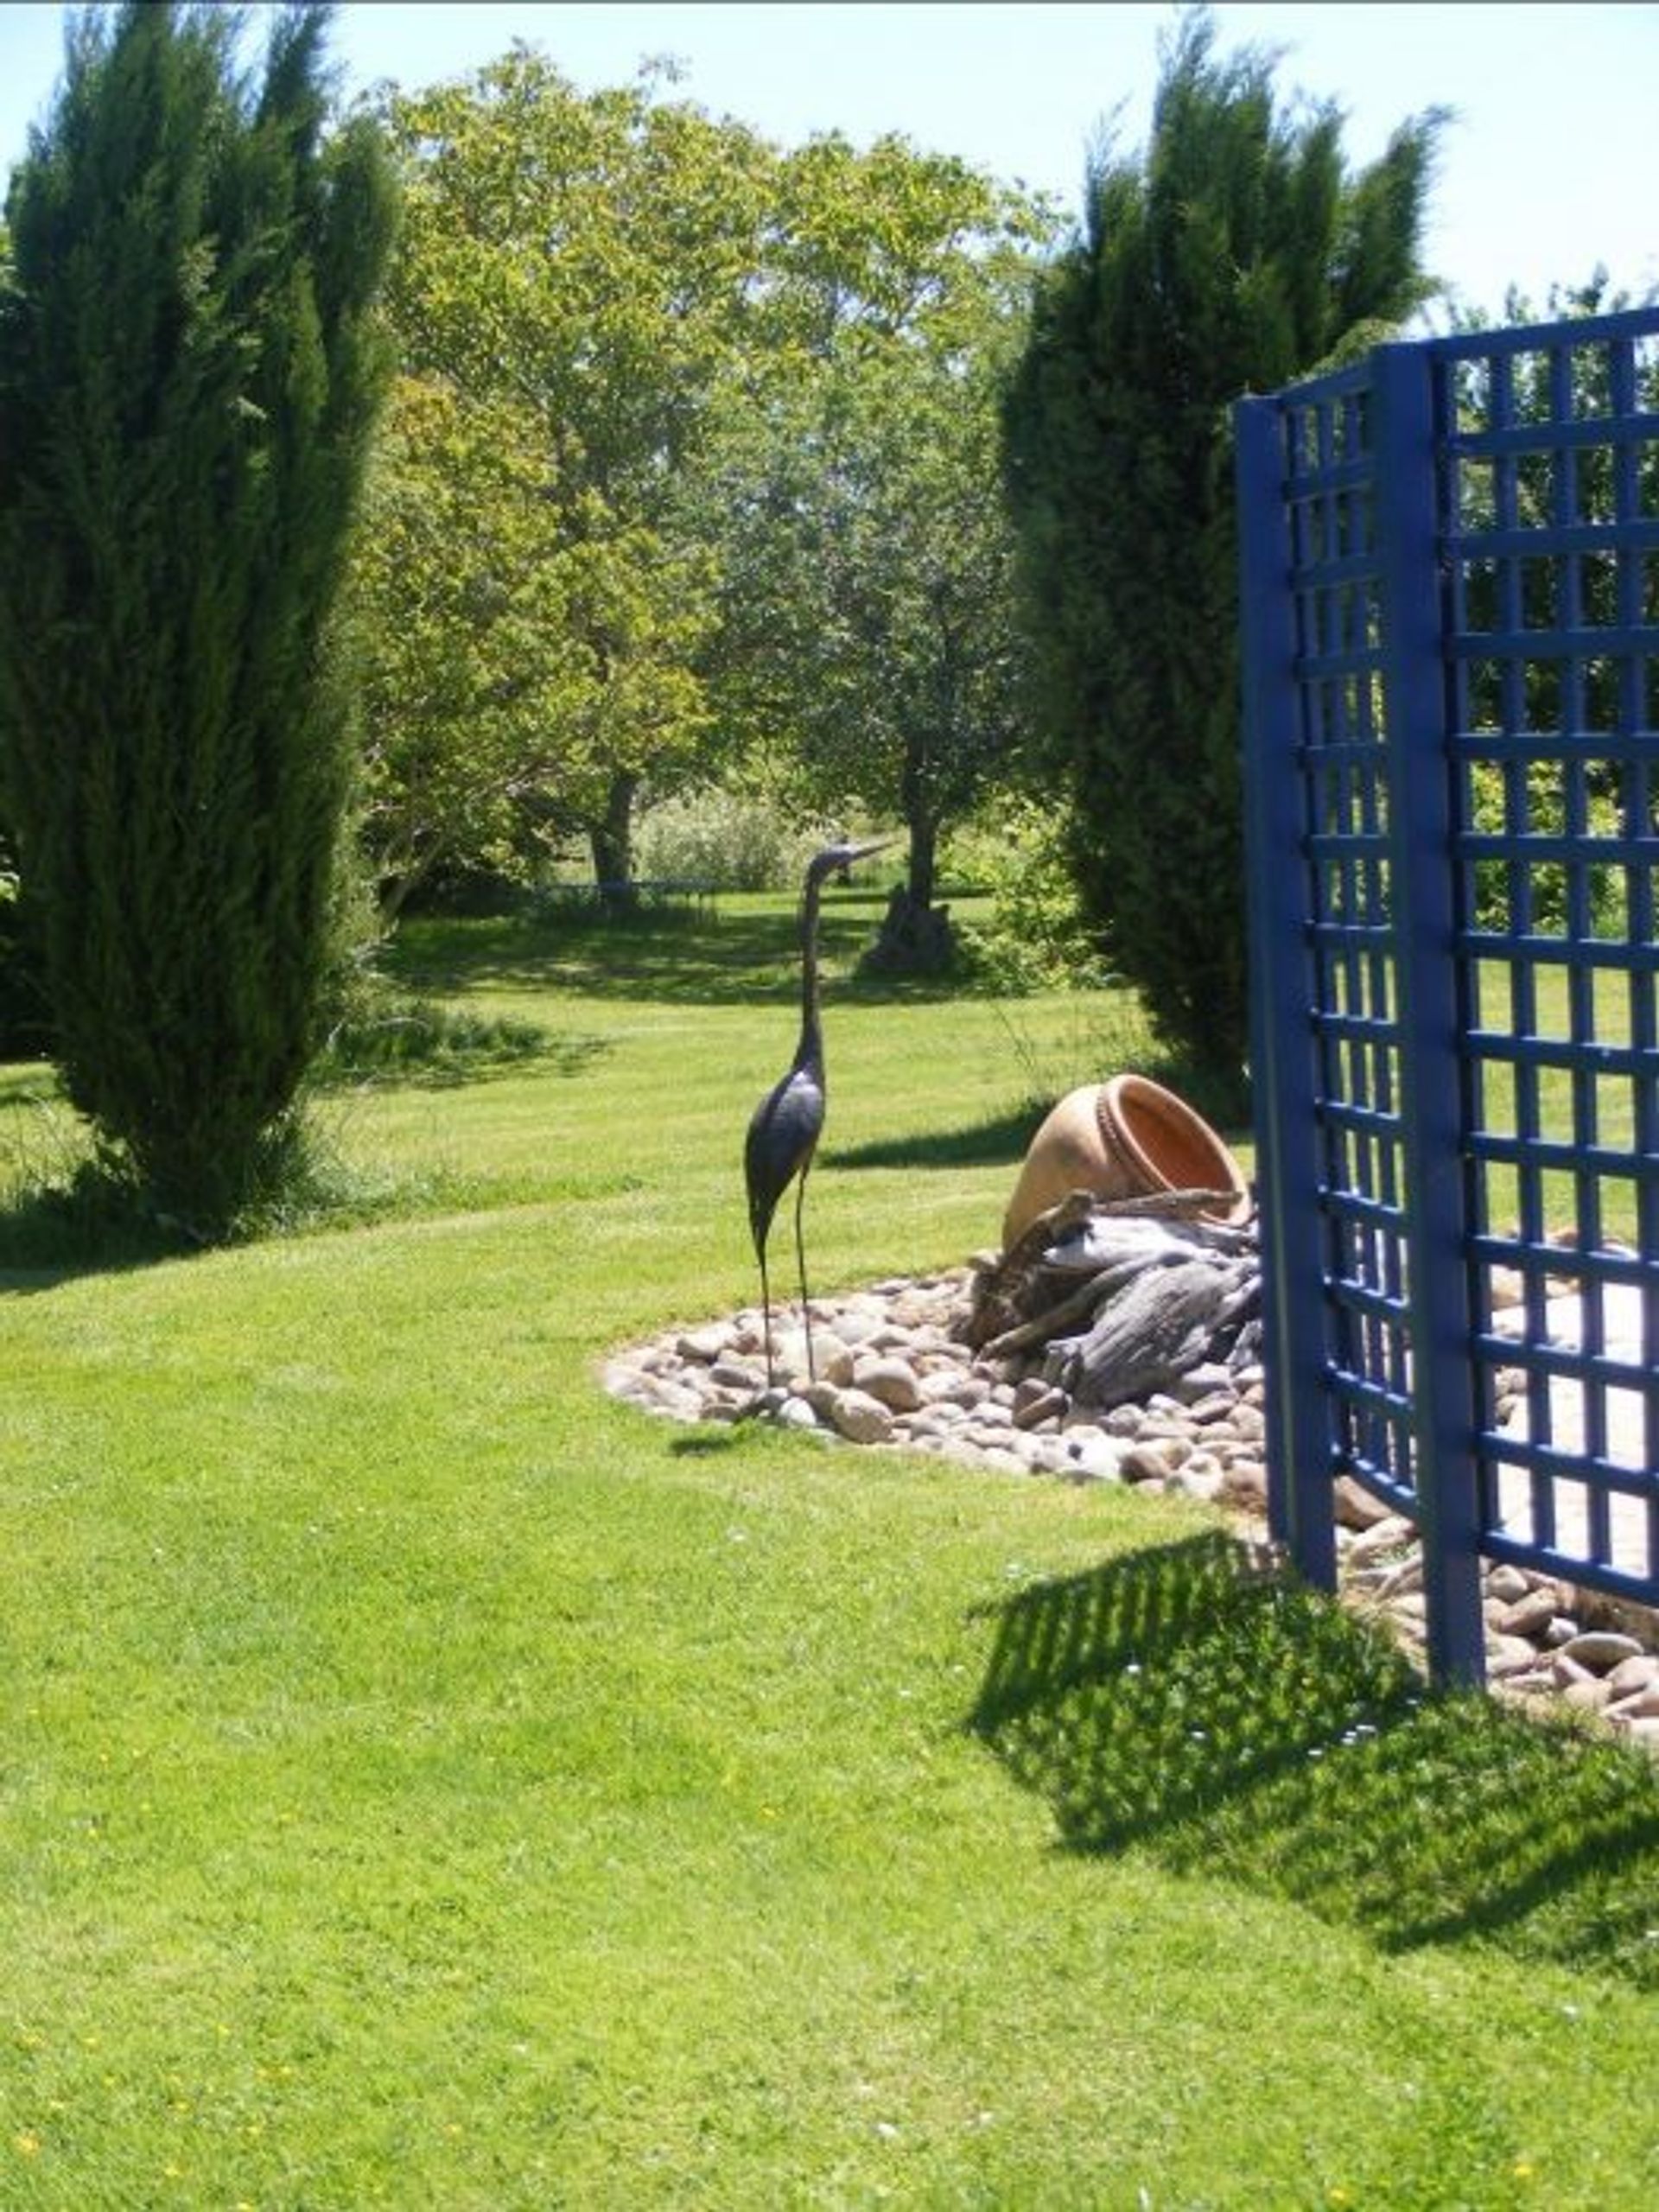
[1003,6,1441,1107]
[0,2,394,1225]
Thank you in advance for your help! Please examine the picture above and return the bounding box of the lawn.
[4,889,1659,2210]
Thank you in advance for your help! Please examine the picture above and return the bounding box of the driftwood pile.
[961,1187,1262,1408]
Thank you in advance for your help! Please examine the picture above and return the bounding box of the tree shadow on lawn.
[383,896,980,1011]
[969,1529,1659,1987]
[831,1107,1044,1173]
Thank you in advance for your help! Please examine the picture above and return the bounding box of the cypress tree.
[0,2,394,1227]
[1002,5,1441,1110]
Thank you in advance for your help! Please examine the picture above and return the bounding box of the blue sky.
[2,3,1654,321]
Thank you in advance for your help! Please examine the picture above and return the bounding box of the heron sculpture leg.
[794,1164,816,1384]
[757,1241,776,1391]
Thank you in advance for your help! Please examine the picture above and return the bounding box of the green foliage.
[1467,759,1623,937]
[368,54,760,898]
[705,156,1053,932]
[351,375,593,913]
[366,60,1055,917]
[1003,3,1443,1105]
[713,327,1038,921]
[631,784,840,892]
[948,798,1107,992]
[0,0,397,1231]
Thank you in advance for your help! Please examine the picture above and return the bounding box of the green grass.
[4,892,1659,2209]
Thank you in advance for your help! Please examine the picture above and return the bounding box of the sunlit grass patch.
[4,896,1658,2208]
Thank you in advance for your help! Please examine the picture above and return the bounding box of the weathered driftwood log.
[1043,1254,1260,1408]
[960,1187,1261,1404]
[962,1187,1243,1352]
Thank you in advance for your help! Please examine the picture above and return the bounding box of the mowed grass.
[4,891,1659,2210]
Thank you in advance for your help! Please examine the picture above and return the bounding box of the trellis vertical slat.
[1235,394,1338,1591]
[1370,344,1486,1684]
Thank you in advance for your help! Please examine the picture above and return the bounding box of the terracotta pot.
[1001,1072,1250,1250]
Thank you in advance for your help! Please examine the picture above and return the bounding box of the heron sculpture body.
[745,837,891,1389]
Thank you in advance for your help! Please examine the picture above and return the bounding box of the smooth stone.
[1494,1670,1558,1700]
[1185,1392,1241,1426]
[1348,1514,1418,1565]
[1068,1436,1128,1481]
[1221,1462,1268,1509]
[1562,1676,1613,1713]
[1144,1392,1189,1419]
[1122,1443,1178,1484]
[710,1356,765,1390]
[852,1357,925,1413]
[867,1324,921,1355]
[1333,1476,1395,1529]
[1488,1634,1547,1677]
[802,1335,855,1386]
[1371,1554,1424,1599]
[1174,1464,1226,1503]
[1560,1630,1647,1675]
[825,1389,895,1446]
[1497,1586,1560,1639]
[1605,1654,1659,1698]
[1025,1440,1075,1477]
[1484,1563,1532,1605]
[674,1326,730,1363]
[916,1370,978,1408]
[979,1446,1027,1475]
[609,1376,661,1410]
[830,1307,886,1347]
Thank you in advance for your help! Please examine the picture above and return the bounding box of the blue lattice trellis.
[1237,307,1659,1683]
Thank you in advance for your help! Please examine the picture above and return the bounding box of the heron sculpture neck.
[793,863,830,1082]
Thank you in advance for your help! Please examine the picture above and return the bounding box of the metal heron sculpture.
[745,836,892,1389]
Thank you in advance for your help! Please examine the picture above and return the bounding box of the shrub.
[632,786,840,892]
[1001,7,1442,1107]
[0,2,396,1232]
[949,800,1107,992]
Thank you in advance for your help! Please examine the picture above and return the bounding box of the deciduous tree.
[703,134,1053,963]
[369,54,763,899]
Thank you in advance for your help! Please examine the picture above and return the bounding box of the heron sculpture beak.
[836,836,895,880]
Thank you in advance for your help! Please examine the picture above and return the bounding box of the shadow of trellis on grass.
[969,1530,1659,1986]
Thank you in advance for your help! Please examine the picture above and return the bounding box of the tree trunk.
[906,809,938,912]
[588,770,639,912]
[862,804,954,976]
